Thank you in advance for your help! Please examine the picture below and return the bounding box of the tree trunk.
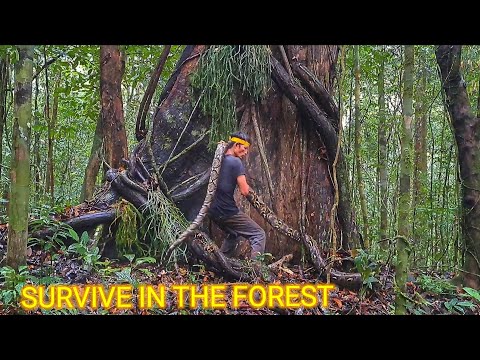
[271,47,359,251]
[136,45,171,141]
[146,45,358,261]
[436,45,480,289]
[46,74,60,206]
[396,45,414,314]
[100,45,128,172]
[354,45,369,249]
[44,47,55,206]
[377,46,388,251]
[413,56,428,254]
[0,55,8,184]
[33,75,41,207]
[6,45,33,270]
[0,55,9,218]
[29,45,362,287]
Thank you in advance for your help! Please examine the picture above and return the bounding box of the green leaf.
[15,282,25,294]
[68,228,79,241]
[80,231,90,245]
[3,291,13,304]
[444,301,453,312]
[138,268,154,277]
[135,257,156,266]
[123,254,135,263]
[463,287,480,303]
[457,300,475,309]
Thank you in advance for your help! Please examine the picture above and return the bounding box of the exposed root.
[246,189,362,290]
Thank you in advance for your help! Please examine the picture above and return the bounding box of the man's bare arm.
[237,175,250,196]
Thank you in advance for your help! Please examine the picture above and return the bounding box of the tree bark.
[100,45,128,172]
[436,45,480,289]
[269,51,358,252]
[396,45,414,314]
[6,45,33,270]
[146,45,359,261]
[33,76,41,207]
[136,45,171,141]
[413,56,428,255]
[46,74,60,206]
[0,55,8,185]
[354,45,369,249]
[44,47,55,206]
[377,46,388,251]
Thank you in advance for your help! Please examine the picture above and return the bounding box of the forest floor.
[1,233,479,315]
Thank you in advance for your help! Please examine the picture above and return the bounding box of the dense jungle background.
[1,45,479,315]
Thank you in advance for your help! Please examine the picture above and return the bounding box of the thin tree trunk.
[80,114,103,202]
[477,76,480,119]
[0,56,8,183]
[6,45,33,270]
[136,45,171,141]
[439,144,453,267]
[100,45,128,172]
[354,45,369,248]
[0,55,9,217]
[412,56,427,257]
[44,47,52,205]
[46,75,60,206]
[434,112,447,266]
[436,45,480,289]
[348,66,354,204]
[33,75,41,206]
[330,45,346,255]
[377,46,388,251]
[428,107,435,267]
[396,45,414,314]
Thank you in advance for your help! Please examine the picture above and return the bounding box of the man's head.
[227,131,251,159]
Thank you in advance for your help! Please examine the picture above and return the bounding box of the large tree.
[436,45,480,289]
[35,45,361,288]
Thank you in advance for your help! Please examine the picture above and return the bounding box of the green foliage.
[114,200,145,257]
[0,46,18,63]
[67,230,101,270]
[417,274,457,295]
[114,267,139,287]
[28,218,70,269]
[141,189,189,264]
[254,252,273,263]
[353,249,379,297]
[122,45,184,145]
[191,45,271,148]
[119,253,157,280]
[339,45,462,272]
[0,265,31,307]
[443,298,475,314]
[0,265,62,311]
[462,287,480,304]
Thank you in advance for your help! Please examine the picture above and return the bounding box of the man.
[208,131,266,260]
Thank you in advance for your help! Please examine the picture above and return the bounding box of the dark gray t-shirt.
[208,154,245,219]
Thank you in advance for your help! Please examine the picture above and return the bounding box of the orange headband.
[230,136,250,147]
